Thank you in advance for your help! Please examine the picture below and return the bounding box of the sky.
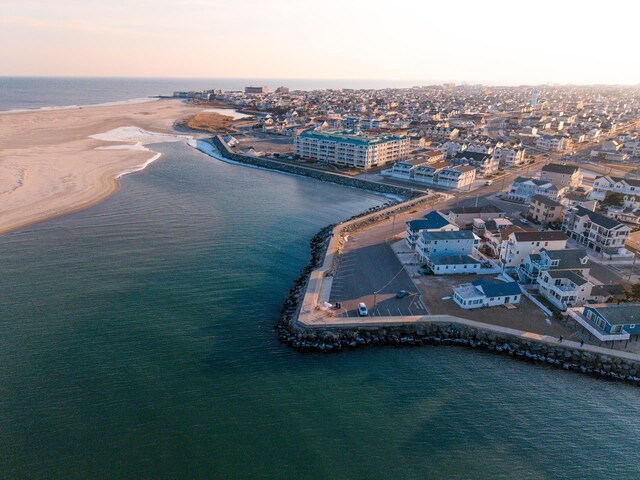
[1,0,639,85]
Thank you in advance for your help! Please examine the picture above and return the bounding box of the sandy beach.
[0,99,203,235]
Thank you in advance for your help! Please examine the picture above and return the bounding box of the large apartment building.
[294,130,410,169]
[562,206,630,255]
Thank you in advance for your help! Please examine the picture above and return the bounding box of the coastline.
[0,99,201,236]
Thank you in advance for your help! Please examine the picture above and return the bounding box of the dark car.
[396,290,409,299]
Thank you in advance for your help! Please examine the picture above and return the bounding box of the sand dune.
[0,99,202,235]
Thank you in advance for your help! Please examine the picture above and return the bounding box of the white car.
[357,302,369,317]
[520,218,529,225]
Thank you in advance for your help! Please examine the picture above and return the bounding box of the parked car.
[396,290,409,299]
[357,302,368,317]
[484,180,493,186]
[519,218,529,225]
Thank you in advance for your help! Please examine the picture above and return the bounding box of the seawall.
[210,136,423,199]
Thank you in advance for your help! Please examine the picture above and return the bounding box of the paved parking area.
[329,232,428,318]
[415,274,571,337]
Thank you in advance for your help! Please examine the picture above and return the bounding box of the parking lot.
[329,231,428,318]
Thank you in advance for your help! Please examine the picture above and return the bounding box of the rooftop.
[541,163,580,175]
[407,211,454,232]
[512,230,568,242]
[472,278,522,297]
[298,129,408,146]
[586,303,640,325]
[421,230,476,241]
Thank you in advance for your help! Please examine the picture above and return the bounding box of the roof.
[298,129,408,146]
[541,163,580,175]
[541,248,589,269]
[472,278,522,297]
[453,151,492,162]
[395,158,431,167]
[446,204,505,215]
[421,230,476,241]
[590,284,625,298]
[428,254,480,265]
[452,164,476,173]
[586,303,640,325]
[512,230,568,242]
[573,206,624,230]
[530,194,562,207]
[546,269,590,286]
[406,211,453,231]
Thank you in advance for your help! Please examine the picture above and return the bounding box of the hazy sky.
[1,0,639,84]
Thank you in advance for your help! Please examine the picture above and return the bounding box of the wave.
[0,97,160,115]
[116,153,162,179]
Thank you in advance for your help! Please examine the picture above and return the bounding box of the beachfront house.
[453,278,522,309]
[567,303,640,341]
[416,230,479,261]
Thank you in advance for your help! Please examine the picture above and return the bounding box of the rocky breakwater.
[210,136,422,199]
[278,321,640,385]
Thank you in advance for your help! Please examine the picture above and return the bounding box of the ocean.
[0,76,428,112]
[1,80,639,479]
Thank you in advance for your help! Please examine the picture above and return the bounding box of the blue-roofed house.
[453,278,523,309]
[567,303,640,341]
[405,211,458,248]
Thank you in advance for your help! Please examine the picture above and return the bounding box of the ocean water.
[0,142,638,479]
[0,77,428,112]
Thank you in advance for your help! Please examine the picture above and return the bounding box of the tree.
[602,192,624,207]
[625,283,640,302]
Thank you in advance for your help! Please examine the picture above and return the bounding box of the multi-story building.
[562,206,630,255]
[518,248,590,284]
[606,206,640,225]
[528,194,563,226]
[500,230,568,268]
[294,130,410,169]
[536,134,571,152]
[537,269,594,310]
[493,146,526,167]
[405,211,458,248]
[416,230,479,261]
[412,162,476,189]
[507,177,564,203]
[245,86,268,94]
[540,163,582,189]
[422,125,459,141]
[451,151,499,177]
[588,175,640,201]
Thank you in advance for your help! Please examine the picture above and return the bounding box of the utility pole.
[628,251,637,282]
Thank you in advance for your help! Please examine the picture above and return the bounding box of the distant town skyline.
[2,0,639,85]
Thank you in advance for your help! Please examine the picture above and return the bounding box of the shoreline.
[0,96,160,115]
[0,99,201,236]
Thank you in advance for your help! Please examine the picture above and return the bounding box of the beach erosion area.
[0,99,209,235]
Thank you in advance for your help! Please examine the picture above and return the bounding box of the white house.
[500,230,568,269]
[425,254,482,275]
[451,151,499,177]
[537,269,594,311]
[507,177,564,204]
[405,211,459,248]
[562,206,630,255]
[416,230,479,261]
[589,175,640,201]
[453,278,522,309]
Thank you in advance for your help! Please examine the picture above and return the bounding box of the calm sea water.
[0,142,638,479]
[0,77,428,112]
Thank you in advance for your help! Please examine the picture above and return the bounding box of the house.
[441,204,506,228]
[536,134,570,152]
[537,269,594,310]
[518,248,589,284]
[409,161,476,189]
[493,146,526,168]
[540,163,583,188]
[528,194,563,226]
[388,158,431,179]
[589,175,640,201]
[416,230,479,261]
[606,206,640,225]
[451,151,499,177]
[453,278,522,309]
[567,303,640,341]
[507,177,564,203]
[559,192,598,211]
[562,206,630,255]
[425,254,482,275]
[405,211,458,248]
[501,230,568,268]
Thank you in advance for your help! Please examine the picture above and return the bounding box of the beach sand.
[0,99,201,235]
